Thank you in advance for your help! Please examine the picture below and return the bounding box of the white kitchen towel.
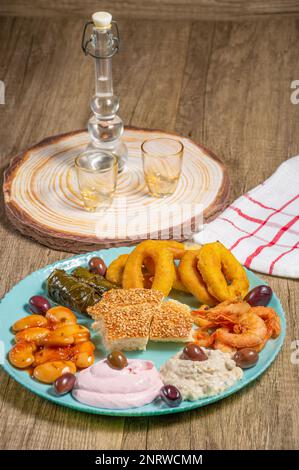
[194,156,299,278]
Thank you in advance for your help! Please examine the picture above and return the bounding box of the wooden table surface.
[1,14,299,450]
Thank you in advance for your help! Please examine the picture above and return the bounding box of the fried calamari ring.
[143,241,188,293]
[106,254,129,285]
[106,254,153,287]
[173,265,189,292]
[178,250,217,305]
[197,242,249,302]
[146,240,185,259]
[145,259,188,292]
[122,240,176,296]
[106,241,185,290]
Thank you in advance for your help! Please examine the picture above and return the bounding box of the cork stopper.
[92,12,112,30]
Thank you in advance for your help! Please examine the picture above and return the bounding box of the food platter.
[0,245,286,417]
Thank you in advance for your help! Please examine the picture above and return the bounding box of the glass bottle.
[82,12,128,172]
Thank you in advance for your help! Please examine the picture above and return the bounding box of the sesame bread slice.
[150,300,193,343]
[92,303,161,352]
[87,288,164,320]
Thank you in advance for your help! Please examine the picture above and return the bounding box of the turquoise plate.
[0,246,286,417]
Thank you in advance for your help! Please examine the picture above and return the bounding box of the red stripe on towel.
[244,194,276,211]
[230,194,299,251]
[230,206,263,224]
[244,214,299,268]
[269,241,299,274]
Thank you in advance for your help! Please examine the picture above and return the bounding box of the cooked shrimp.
[215,311,267,349]
[250,306,281,339]
[205,299,251,317]
[252,330,272,352]
[193,301,279,351]
[194,300,251,327]
[200,310,241,330]
[213,338,236,353]
[193,329,216,347]
[192,309,215,329]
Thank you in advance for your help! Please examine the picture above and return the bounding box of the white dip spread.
[159,348,243,401]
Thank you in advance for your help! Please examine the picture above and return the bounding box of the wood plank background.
[1,12,299,449]
[1,1,299,21]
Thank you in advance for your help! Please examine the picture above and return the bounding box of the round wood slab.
[3,128,230,253]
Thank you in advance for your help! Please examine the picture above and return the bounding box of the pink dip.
[72,359,163,409]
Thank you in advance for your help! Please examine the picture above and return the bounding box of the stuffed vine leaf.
[47,269,101,314]
[71,266,118,294]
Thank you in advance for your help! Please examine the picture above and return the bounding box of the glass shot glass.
[75,150,118,212]
[141,138,184,197]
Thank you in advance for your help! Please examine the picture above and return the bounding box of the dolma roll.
[47,269,101,314]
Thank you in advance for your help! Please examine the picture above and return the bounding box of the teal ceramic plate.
[0,246,286,417]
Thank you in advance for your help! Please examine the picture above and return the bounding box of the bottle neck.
[93,28,114,97]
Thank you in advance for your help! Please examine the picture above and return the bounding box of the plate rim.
[0,246,286,417]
